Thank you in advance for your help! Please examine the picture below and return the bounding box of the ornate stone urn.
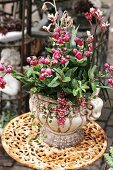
[29,89,103,148]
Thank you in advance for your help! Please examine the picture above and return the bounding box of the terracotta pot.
[29,89,103,148]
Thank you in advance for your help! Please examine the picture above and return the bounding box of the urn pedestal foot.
[40,125,84,148]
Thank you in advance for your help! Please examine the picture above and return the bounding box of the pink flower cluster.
[51,48,69,65]
[85,8,110,32]
[0,77,6,89]
[53,26,70,45]
[73,37,92,60]
[104,63,113,86]
[27,56,52,81]
[54,97,70,126]
[39,68,52,81]
[27,56,38,66]
[27,56,50,66]
[77,97,86,108]
[0,63,12,89]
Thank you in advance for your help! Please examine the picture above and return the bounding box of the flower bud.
[44,58,50,65]
[45,68,52,76]
[108,79,112,84]
[0,64,4,71]
[27,57,31,63]
[76,52,83,60]
[52,59,58,65]
[39,74,45,81]
[40,68,46,73]
[6,67,12,73]
[85,51,90,58]
[30,60,37,66]
[60,58,68,64]
[104,63,109,68]
[108,66,113,72]
[73,49,78,55]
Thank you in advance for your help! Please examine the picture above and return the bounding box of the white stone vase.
[29,89,103,148]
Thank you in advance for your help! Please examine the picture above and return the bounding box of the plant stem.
[53,0,57,12]
[44,1,57,12]
[91,23,98,66]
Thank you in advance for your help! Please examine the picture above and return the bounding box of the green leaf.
[65,67,78,77]
[91,82,97,91]
[26,67,34,78]
[53,68,65,79]
[48,77,60,87]
[45,47,52,53]
[88,65,97,80]
[31,87,38,93]
[70,26,79,47]
[63,87,72,94]
[73,89,78,96]
[72,79,78,88]
[98,85,113,91]
[70,55,77,64]
[84,41,88,49]
[62,77,71,82]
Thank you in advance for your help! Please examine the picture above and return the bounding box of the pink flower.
[100,21,110,32]
[44,58,50,65]
[0,64,4,71]
[27,57,31,63]
[60,58,68,64]
[90,8,96,15]
[32,56,37,60]
[86,31,94,44]
[73,49,78,55]
[104,63,109,68]
[63,33,70,42]
[66,55,70,59]
[38,57,45,64]
[108,66,113,72]
[57,37,63,44]
[58,117,65,126]
[6,67,12,73]
[85,51,90,58]
[94,8,103,21]
[30,60,37,66]
[63,47,67,51]
[108,79,112,84]
[51,48,56,53]
[74,37,80,43]
[0,77,6,89]
[53,49,62,59]
[40,68,46,73]
[39,74,45,81]
[88,44,93,52]
[52,59,58,65]
[77,39,84,46]
[45,68,52,76]
[76,52,83,60]
[84,12,92,22]
[53,32,59,40]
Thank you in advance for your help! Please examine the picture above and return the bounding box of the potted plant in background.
[104,147,113,170]
[0,0,113,148]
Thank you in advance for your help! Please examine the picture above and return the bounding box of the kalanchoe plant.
[0,1,113,107]
[104,147,113,169]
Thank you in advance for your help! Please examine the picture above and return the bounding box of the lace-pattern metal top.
[1,113,107,170]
